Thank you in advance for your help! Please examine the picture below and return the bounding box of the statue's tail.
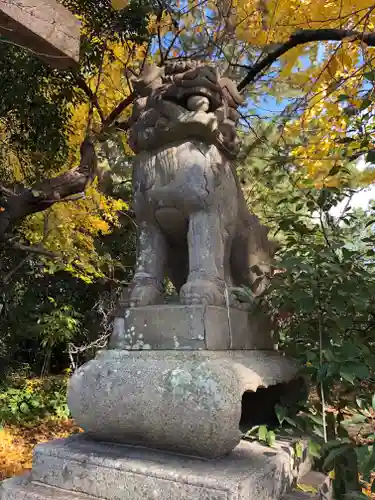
[230,210,278,297]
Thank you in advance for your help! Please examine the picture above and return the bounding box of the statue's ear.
[130,63,162,96]
[140,63,161,80]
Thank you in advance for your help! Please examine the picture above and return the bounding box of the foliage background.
[0,0,375,497]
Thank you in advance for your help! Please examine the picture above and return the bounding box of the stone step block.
[0,474,97,500]
[23,434,312,500]
[1,434,313,500]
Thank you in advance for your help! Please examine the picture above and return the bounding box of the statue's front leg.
[129,221,166,307]
[180,211,226,306]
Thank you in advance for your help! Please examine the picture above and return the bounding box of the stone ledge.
[0,474,97,499]
[110,305,275,350]
[1,435,312,500]
[0,0,80,69]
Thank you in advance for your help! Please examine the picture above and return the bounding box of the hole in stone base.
[239,376,307,432]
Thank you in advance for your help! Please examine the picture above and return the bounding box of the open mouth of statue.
[162,87,221,113]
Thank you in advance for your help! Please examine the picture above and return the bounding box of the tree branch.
[103,92,136,128]
[0,137,98,242]
[7,242,58,258]
[237,28,375,91]
[1,254,31,284]
[76,76,105,123]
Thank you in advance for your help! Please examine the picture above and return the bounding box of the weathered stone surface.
[109,305,275,350]
[67,349,301,457]
[0,434,312,500]
[123,60,277,309]
[0,0,80,69]
[282,471,332,500]
[0,474,96,499]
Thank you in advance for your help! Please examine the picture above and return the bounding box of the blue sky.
[331,156,375,216]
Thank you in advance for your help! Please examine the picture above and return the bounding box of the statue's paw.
[180,279,225,306]
[129,284,164,307]
[228,298,251,311]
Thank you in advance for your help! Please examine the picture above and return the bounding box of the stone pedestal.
[67,349,303,458]
[1,305,309,500]
[1,434,312,500]
[66,305,305,458]
[109,305,275,350]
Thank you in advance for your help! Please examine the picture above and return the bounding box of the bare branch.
[7,242,58,258]
[67,288,121,370]
[237,28,375,91]
[103,92,136,128]
[0,138,98,242]
[1,254,31,284]
[76,76,105,123]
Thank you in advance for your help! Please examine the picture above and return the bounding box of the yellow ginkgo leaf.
[297,484,318,494]
[111,0,129,11]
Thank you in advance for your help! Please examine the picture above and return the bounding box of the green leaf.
[340,368,355,384]
[323,439,349,452]
[29,399,41,408]
[366,150,375,164]
[364,71,375,82]
[266,430,276,447]
[295,440,304,458]
[245,426,259,437]
[328,165,341,177]
[308,440,322,459]
[371,478,375,493]
[347,362,369,380]
[344,414,367,425]
[284,416,297,427]
[323,349,335,362]
[362,446,375,476]
[323,444,352,470]
[356,444,371,466]
[308,413,324,426]
[372,393,375,411]
[111,0,129,10]
[317,189,329,209]
[258,425,268,442]
[19,402,30,414]
[360,98,372,110]
[275,404,287,425]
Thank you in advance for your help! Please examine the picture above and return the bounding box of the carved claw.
[129,284,164,307]
[228,297,252,311]
[180,279,225,307]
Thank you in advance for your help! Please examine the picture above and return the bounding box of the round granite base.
[68,350,304,458]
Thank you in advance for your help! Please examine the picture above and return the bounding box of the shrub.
[0,374,70,425]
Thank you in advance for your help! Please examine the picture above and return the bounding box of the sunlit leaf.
[111,0,129,11]
[258,425,268,442]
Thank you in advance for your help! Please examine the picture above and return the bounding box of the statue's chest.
[153,148,179,187]
[133,142,213,191]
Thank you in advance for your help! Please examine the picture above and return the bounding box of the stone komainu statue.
[124,60,277,308]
